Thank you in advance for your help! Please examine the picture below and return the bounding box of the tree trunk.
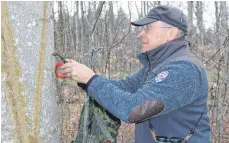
[80,2,85,63]
[215,2,220,46]
[188,1,194,28]
[1,1,59,143]
[108,2,114,46]
[220,2,228,32]
[187,1,195,53]
[195,1,205,60]
[58,1,65,54]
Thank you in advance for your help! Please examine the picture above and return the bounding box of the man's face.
[137,21,175,53]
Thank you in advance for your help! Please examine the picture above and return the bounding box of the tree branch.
[91,1,105,34]
[204,35,229,64]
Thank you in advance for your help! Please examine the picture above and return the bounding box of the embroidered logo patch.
[155,71,169,82]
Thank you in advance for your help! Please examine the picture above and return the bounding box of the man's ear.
[167,27,178,41]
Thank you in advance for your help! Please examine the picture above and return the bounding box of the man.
[61,5,211,143]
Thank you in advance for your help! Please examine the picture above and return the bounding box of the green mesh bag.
[75,97,121,143]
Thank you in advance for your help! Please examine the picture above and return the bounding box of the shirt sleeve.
[87,61,203,123]
[77,67,145,92]
[107,67,145,93]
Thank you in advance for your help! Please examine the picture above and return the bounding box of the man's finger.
[65,72,72,78]
[61,67,72,74]
[60,63,73,70]
[66,59,77,64]
[65,59,72,63]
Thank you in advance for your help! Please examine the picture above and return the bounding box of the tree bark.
[1,2,59,143]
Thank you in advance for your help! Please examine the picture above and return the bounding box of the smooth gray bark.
[1,2,59,143]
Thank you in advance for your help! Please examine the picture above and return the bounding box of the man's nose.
[137,30,146,38]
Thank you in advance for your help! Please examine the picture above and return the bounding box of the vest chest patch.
[155,71,169,82]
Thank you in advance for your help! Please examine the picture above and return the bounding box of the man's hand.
[60,59,95,84]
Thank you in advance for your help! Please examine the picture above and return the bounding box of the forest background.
[53,1,229,143]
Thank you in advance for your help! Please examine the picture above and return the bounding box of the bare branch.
[204,35,229,64]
